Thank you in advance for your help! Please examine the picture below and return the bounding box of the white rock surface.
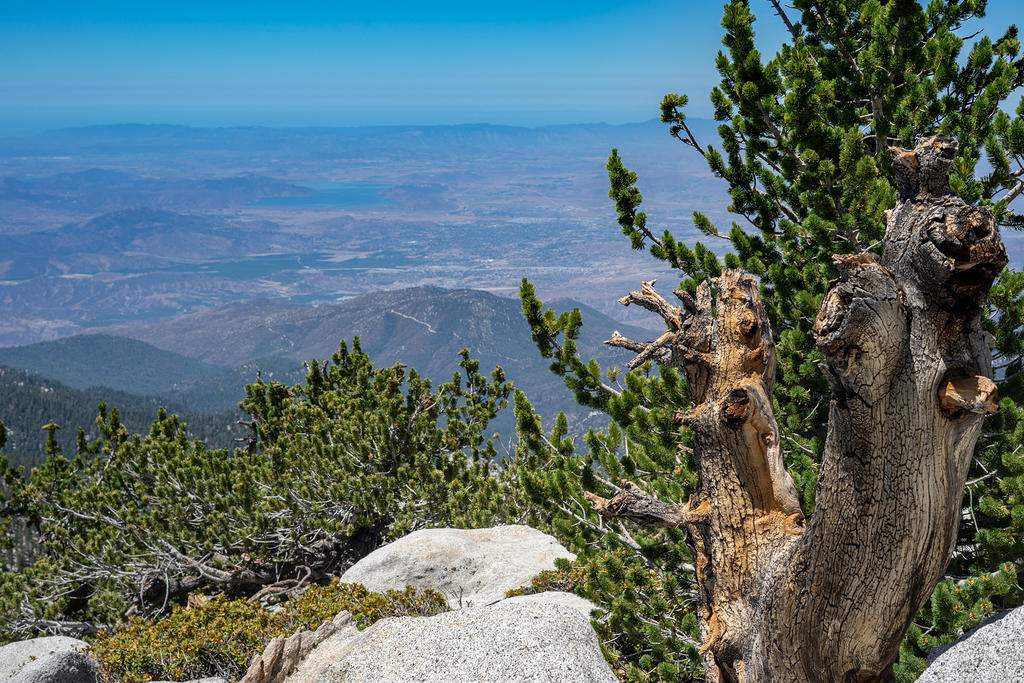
[503,590,599,619]
[0,636,98,682]
[285,599,617,683]
[339,525,575,607]
[917,606,1024,682]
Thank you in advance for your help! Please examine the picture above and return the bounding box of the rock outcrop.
[238,526,604,683]
[239,612,358,683]
[917,606,1024,682]
[0,635,99,683]
[283,598,617,683]
[339,525,575,608]
[2,526,603,683]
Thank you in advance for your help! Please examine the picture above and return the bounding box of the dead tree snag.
[597,136,1008,682]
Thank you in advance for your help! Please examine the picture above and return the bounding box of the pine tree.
[518,2,1024,680]
[0,342,524,641]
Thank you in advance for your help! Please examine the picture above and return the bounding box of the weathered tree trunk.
[595,136,1007,682]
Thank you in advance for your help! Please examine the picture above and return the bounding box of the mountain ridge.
[98,286,656,432]
[0,334,226,395]
[0,286,656,470]
[98,285,652,367]
[8,287,658,432]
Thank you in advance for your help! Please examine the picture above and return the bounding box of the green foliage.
[90,582,448,683]
[241,340,516,537]
[519,2,1024,679]
[0,420,13,553]
[287,581,448,630]
[895,564,1021,682]
[0,340,521,641]
[502,555,701,681]
[511,382,702,681]
[93,596,275,682]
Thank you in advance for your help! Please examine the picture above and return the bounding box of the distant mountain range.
[0,287,661,469]
[0,120,722,161]
[0,122,707,465]
[98,286,653,419]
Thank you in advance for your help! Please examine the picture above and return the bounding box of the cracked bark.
[597,136,1007,682]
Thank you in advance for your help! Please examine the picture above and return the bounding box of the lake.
[252,181,396,207]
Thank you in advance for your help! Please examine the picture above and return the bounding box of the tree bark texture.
[598,136,1007,682]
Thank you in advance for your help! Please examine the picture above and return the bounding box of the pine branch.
[768,0,800,42]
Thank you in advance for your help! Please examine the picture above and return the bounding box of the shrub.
[90,581,447,683]
[0,341,520,639]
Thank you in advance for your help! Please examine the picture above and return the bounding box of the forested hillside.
[0,366,246,471]
[0,335,225,395]
[0,288,649,470]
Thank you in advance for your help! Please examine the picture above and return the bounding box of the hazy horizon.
[0,116,671,137]
[4,1,1018,136]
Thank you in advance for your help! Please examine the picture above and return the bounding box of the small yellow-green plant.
[90,581,447,683]
[285,581,447,630]
[505,560,588,598]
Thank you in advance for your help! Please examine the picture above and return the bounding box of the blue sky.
[0,1,1019,132]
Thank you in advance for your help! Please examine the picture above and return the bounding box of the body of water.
[252,182,395,207]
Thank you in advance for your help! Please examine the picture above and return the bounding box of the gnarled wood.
[939,375,998,416]
[605,270,804,682]
[592,136,1007,682]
